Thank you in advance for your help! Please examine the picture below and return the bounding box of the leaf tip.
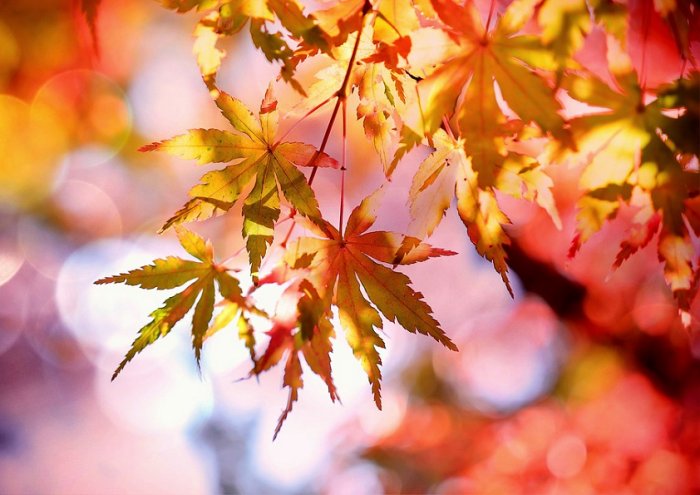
[138,141,161,153]
[568,232,582,259]
[272,390,297,441]
[260,83,278,114]
[444,336,459,352]
[505,276,515,299]
[436,248,458,257]
[111,363,125,381]
[94,274,122,285]
[372,382,383,410]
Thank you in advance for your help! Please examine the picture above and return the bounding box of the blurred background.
[1,0,700,493]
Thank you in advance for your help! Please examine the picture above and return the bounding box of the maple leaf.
[395,0,564,296]
[408,129,558,295]
[662,0,700,65]
[356,60,410,175]
[301,26,412,176]
[95,227,258,379]
[192,10,232,86]
[409,0,568,145]
[175,0,331,92]
[204,0,330,90]
[536,0,590,83]
[304,3,418,175]
[204,269,272,364]
[251,280,338,439]
[533,0,633,82]
[396,0,573,189]
[557,70,700,312]
[141,84,339,279]
[313,0,371,46]
[314,0,416,46]
[284,189,458,407]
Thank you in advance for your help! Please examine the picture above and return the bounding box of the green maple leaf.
[95,227,255,379]
[141,85,339,279]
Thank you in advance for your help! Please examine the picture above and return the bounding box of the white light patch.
[320,463,384,495]
[0,232,23,287]
[52,180,123,239]
[129,52,210,139]
[95,348,213,433]
[250,389,344,490]
[58,145,115,171]
[358,390,407,438]
[250,281,290,319]
[201,320,257,376]
[17,218,72,280]
[55,237,184,369]
[328,320,383,405]
[435,297,564,413]
[244,327,399,490]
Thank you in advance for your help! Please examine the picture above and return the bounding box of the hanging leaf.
[141,84,339,279]
[558,70,700,313]
[284,189,458,407]
[251,279,338,439]
[95,227,260,378]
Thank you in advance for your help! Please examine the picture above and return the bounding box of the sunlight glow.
[129,28,211,139]
[435,298,563,412]
[0,235,23,287]
[55,238,181,364]
[95,350,214,432]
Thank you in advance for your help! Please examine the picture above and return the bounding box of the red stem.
[219,244,247,267]
[339,99,347,235]
[309,8,369,183]
[274,96,332,147]
[278,5,372,245]
[308,97,342,185]
[485,0,496,33]
[442,115,455,140]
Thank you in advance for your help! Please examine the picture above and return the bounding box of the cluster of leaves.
[97,0,700,437]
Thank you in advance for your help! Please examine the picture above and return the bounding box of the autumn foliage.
[93,0,700,437]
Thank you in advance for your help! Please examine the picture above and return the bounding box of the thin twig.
[485,0,496,34]
[274,96,333,147]
[279,4,373,244]
[308,98,342,185]
[442,115,455,140]
[339,99,348,234]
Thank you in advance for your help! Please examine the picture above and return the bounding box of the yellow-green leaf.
[142,85,339,275]
[139,129,264,165]
[336,252,385,408]
[95,228,259,378]
[94,256,210,290]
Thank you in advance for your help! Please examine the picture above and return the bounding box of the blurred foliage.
[1,0,700,493]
